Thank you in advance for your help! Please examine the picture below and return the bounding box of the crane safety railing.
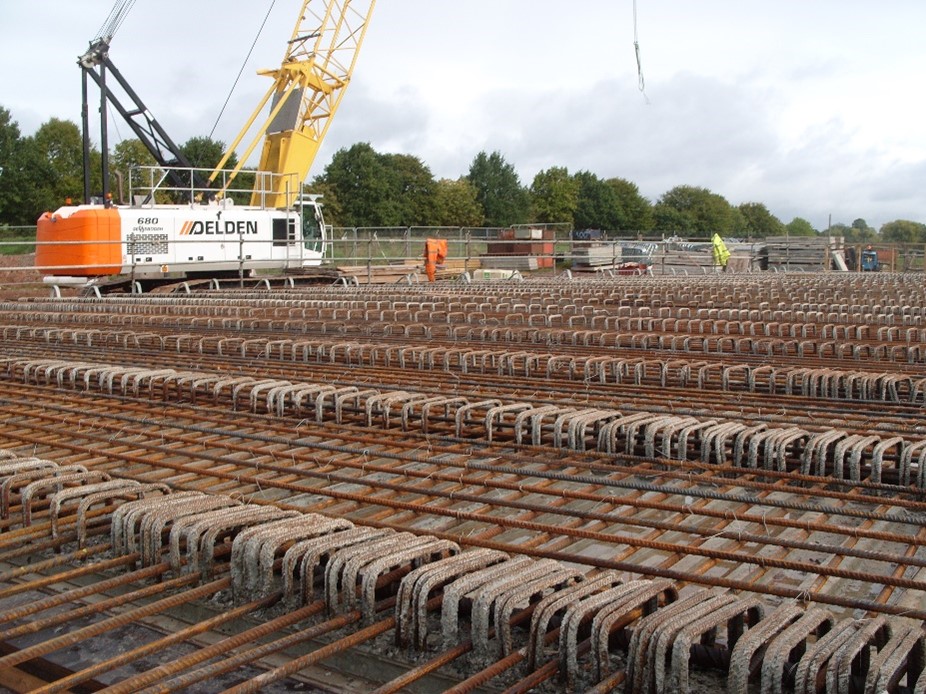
[125,166,301,210]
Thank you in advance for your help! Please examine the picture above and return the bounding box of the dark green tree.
[306,178,343,227]
[318,146,437,226]
[34,118,84,190]
[880,219,926,243]
[652,185,736,235]
[828,222,851,238]
[111,138,157,175]
[433,178,482,227]
[530,166,578,225]
[786,217,817,237]
[656,186,736,236]
[111,138,159,203]
[382,153,437,226]
[605,178,653,232]
[729,207,747,235]
[834,218,876,243]
[0,107,17,149]
[318,142,396,227]
[0,107,38,224]
[180,136,236,171]
[466,151,529,227]
[31,118,91,210]
[738,202,785,238]
[0,107,21,183]
[573,171,623,230]
[651,204,692,233]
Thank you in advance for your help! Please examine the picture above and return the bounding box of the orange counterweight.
[35,207,123,276]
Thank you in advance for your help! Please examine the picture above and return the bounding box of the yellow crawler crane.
[37,1,375,290]
[213,0,377,208]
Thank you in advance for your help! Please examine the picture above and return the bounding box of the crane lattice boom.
[215,0,376,208]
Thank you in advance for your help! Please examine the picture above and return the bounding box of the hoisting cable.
[108,106,124,142]
[93,0,138,43]
[209,0,277,140]
[633,0,649,103]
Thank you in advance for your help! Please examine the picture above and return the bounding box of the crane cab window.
[272,217,297,247]
[302,207,323,252]
[302,212,321,241]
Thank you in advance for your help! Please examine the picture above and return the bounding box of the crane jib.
[179,220,260,236]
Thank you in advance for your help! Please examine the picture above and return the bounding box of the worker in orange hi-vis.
[423,238,447,282]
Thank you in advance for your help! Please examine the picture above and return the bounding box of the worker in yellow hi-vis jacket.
[711,233,730,270]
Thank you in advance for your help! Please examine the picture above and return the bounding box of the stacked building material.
[483,227,555,270]
[483,255,541,271]
[766,235,845,271]
[337,258,481,283]
[336,261,421,283]
[571,230,620,272]
[572,243,621,270]
[649,247,716,274]
[643,241,760,275]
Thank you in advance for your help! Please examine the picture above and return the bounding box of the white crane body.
[37,167,326,286]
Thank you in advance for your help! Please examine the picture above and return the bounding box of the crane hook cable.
[209,0,277,141]
[93,0,138,43]
[633,0,649,102]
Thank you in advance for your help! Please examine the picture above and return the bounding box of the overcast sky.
[3,1,924,230]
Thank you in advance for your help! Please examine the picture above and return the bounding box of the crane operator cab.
[299,194,326,256]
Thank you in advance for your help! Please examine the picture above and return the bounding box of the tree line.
[2,105,924,244]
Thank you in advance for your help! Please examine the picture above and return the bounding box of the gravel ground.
[0,253,54,300]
